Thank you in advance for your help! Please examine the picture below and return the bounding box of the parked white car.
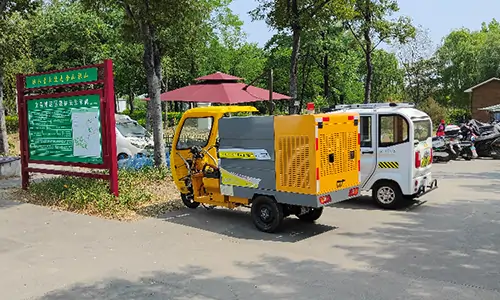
[115,114,154,160]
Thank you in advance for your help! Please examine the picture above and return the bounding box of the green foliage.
[26,167,180,219]
[434,19,500,108]
[313,95,328,110]
[5,115,18,134]
[446,107,470,124]
[370,49,405,101]
[417,97,446,127]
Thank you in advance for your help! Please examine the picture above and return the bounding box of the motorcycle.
[460,121,500,159]
[443,125,464,160]
[432,136,451,163]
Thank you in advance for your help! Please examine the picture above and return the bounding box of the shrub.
[446,107,470,124]
[5,115,19,134]
[20,167,182,220]
[121,110,183,127]
[417,97,446,127]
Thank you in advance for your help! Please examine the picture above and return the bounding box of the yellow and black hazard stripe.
[378,161,399,169]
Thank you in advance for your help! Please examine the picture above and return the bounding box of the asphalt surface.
[1,159,500,299]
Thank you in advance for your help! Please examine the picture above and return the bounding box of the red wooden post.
[16,74,29,189]
[104,59,119,196]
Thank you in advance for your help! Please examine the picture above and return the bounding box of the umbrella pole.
[268,69,274,115]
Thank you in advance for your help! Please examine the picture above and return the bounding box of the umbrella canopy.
[145,72,291,104]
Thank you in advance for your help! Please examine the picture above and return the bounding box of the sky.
[228,0,500,50]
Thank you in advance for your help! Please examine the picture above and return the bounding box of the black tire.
[118,153,129,161]
[492,145,500,159]
[372,181,404,209]
[251,196,284,233]
[296,207,324,222]
[181,193,200,209]
[446,149,458,160]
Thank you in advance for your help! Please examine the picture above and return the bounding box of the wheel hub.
[259,207,272,222]
[377,187,396,204]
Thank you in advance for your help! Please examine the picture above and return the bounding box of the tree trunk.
[142,23,166,167]
[0,67,9,154]
[289,0,301,115]
[363,2,373,104]
[323,53,330,100]
[115,94,119,113]
[320,31,330,101]
[289,26,301,114]
[128,88,135,114]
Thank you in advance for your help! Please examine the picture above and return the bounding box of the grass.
[3,133,186,220]
[14,167,184,221]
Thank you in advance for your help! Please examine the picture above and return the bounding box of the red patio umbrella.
[145,72,290,104]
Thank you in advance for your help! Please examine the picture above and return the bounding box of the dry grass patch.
[14,167,183,221]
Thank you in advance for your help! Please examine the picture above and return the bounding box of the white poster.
[71,108,101,158]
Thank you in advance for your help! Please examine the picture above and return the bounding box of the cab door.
[360,114,377,188]
[171,114,218,193]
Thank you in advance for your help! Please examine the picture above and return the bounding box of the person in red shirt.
[436,119,446,137]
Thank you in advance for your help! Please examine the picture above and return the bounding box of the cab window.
[360,116,372,147]
[414,119,432,142]
[176,117,213,150]
[379,115,409,147]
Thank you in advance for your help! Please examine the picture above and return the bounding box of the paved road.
[1,159,500,299]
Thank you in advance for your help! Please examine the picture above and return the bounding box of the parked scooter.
[460,121,500,159]
[432,136,451,163]
[443,125,462,160]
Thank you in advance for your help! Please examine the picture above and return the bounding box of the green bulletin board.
[27,94,103,164]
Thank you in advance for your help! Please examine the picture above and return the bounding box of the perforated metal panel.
[319,131,357,177]
[277,135,311,190]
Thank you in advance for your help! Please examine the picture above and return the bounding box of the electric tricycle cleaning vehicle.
[326,103,438,209]
[171,106,362,233]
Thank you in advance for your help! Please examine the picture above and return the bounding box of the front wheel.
[446,149,458,160]
[181,193,200,209]
[296,207,324,222]
[372,181,404,209]
[492,144,500,159]
[251,196,284,233]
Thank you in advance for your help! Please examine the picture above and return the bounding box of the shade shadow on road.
[155,207,337,243]
[332,195,425,212]
[35,254,499,300]
[332,197,500,294]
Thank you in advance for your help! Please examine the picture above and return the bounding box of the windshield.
[414,119,432,141]
[116,121,149,138]
[176,117,213,150]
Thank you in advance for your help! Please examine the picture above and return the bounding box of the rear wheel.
[181,193,200,209]
[251,196,284,233]
[372,181,404,209]
[296,207,324,222]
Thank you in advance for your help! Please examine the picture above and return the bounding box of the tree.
[393,26,437,103]
[346,0,415,103]
[251,0,354,114]
[83,0,220,167]
[30,1,120,71]
[0,0,41,154]
[369,49,404,102]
